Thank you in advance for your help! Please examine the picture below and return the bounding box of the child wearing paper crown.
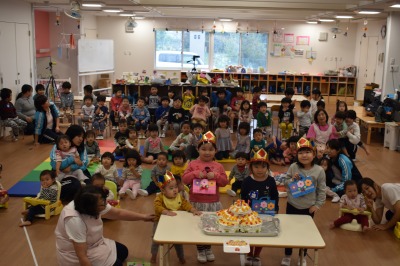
[281,137,326,266]
[151,171,201,264]
[240,149,279,266]
[182,131,229,264]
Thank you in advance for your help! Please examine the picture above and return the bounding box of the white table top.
[74,95,112,101]
[154,212,325,249]
[260,94,306,102]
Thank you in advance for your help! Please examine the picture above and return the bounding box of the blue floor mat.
[7,181,41,197]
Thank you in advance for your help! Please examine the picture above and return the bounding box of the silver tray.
[200,213,280,237]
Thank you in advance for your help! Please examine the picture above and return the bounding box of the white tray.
[200,214,280,237]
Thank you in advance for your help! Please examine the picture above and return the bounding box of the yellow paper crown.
[297,137,313,150]
[198,131,216,146]
[156,171,175,189]
[250,148,269,162]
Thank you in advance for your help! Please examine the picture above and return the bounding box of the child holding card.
[281,137,326,266]
[240,148,279,266]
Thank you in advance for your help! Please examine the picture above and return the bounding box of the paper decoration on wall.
[294,49,304,57]
[306,49,317,63]
[273,44,283,56]
[296,36,310,45]
[272,30,283,43]
[283,44,295,57]
[319,32,328,41]
[284,34,294,43]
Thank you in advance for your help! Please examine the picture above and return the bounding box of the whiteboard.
[78,39,114,74]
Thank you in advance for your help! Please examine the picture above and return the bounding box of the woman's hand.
[370,224,388,231]
[143,213,156,221]
[191,209,202,216]
[26,117,32,123]
[365,197,374,210]
[74,156,83,166]
[55,126,60,133]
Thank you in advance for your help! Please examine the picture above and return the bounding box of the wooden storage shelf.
[112,72,356,104]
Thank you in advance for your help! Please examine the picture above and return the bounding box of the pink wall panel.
[34,10,50,58]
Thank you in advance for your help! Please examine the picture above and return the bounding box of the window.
[155,30,209,70]
[213,32,268,69]
[154,30,268,70]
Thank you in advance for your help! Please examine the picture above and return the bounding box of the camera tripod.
[45,61,58,102]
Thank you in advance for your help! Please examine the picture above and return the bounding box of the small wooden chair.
[23,181,63,220]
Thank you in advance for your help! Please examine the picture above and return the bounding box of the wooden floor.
[1,103,400,266]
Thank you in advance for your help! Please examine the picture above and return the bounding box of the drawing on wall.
[306,50,317,59]
[296,36,310,45]
[284,34,294,43]
[294,49,304,57]
[282,44,295,57]
[273,30,284,43]
[273,44,283,56]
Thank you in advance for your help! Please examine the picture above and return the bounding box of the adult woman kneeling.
[360,178,400,231]
[34,95,61,145]
[55,185,155,266]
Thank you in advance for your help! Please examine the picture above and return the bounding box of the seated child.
[256,102,272,136]
[93,95,109,140]
[317,100,325,111]
[0,163,9,205]
[197,88,210,108]
[94,152,119,184]
[211,88,232,108]
[250,128,266,155]
[91,173,114,201]
[155,96,170,138]
[151,171,201,263]
[138,152,170,196]
[265,136,286,166]
[33,84,45,102]
[119,150,143,200]
[215,115,233,160]
[330,180,369,231]
[230,122,251,158]
[118,97,132,122]
[241,148,279,265]
[226,152,250,197]
[19,170,58,226]
[168,97,186,136]
[344,110,361,160]
[167,89,175,107]
[182,87,195,117]
[283,136,299,164]
[333,111,350,156]
[143,124,166,164]
[239,100,253,124]
[252,86,262,116]
[186,123,204,160]
[113,121,129,157]
[169,121,192,153]
[211,100,232,129]
[59,81,74,112]
[310,88,323,117]
[132,96,150,139]
[171,150,188,178]
[55,135,88,183]
[297,100,312,137]
[0,88,27,141]
[110,88,123,130]
[190,95,211,129]
[78,95,95,130]
[85,130,101,163]
[230,88,246,130]
[318,156,340,203]
[83,84,97,106]
[278,97,294,140]
[284,88,296,110]
[125,127,140,152]
[147,86,161,123]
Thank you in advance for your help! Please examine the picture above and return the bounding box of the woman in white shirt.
[360,178,400,230]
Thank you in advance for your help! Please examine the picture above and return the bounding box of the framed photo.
[296,36,310,45]
[284,33,294,43]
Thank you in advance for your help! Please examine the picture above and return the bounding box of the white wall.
[382,12,400,97]
[80,14,98,90]
[96,17,359,79]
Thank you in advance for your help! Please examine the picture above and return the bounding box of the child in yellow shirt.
[171,150,188,178]
[151,171,201,263]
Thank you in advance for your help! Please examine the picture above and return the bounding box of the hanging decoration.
[55,9,60,26]
[363,18,368,38]
[69,34,76,49]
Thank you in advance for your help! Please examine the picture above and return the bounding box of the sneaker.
[97,135,104,140]
[226,189,237,197]
[230,128,234,134]
[137,189,149,196]
[332,195,340,203]
[281,256,291,266]
[205,249,215,262]
[297,257,307,266]
[197,250,207,264]
[244,256,253,266]
[161,133,165,138]
[253,257,261,266]
[125,189,136,199]
[12,135,18,142]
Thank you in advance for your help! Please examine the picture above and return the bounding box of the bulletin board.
[78,39,114,75]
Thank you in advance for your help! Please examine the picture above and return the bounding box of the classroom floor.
[1,103,400,266]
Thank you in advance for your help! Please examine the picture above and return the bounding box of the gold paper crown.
[250,148,269,162]
[297,137,313,150]
[156,171,175,189]
[198,131,216,146]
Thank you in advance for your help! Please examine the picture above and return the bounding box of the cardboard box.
[98,78,111,88]
[100,74,110,79]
